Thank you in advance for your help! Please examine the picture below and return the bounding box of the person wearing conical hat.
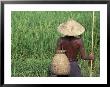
[53,20,94,77]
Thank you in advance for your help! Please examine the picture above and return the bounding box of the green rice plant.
[11,11,100,77]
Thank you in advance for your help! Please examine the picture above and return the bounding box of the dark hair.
[62,35,81,41]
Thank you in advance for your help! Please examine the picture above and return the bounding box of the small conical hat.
[58,20,85,36]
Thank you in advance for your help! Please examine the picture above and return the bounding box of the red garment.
[56,36,88,62]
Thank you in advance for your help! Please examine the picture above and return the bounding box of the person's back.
[57,36,86,62]
[49,20,94,77]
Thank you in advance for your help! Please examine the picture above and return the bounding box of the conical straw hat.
[58,20,85,36]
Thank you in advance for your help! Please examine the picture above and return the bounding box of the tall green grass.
[11,11,100,77]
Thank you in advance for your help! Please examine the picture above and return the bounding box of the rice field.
[11,11,100,77]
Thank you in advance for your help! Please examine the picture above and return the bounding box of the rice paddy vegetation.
[11,11,100,77]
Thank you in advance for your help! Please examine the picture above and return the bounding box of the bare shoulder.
[72,38,83,45]
[74,37,82,42]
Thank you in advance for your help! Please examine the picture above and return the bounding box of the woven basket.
[51,50,70,75]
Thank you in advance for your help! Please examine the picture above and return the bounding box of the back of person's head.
[62,35,81,41]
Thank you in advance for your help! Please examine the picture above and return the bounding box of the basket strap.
[61,38,63,50]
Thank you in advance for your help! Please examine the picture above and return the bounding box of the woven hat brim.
[58,20,85,36]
